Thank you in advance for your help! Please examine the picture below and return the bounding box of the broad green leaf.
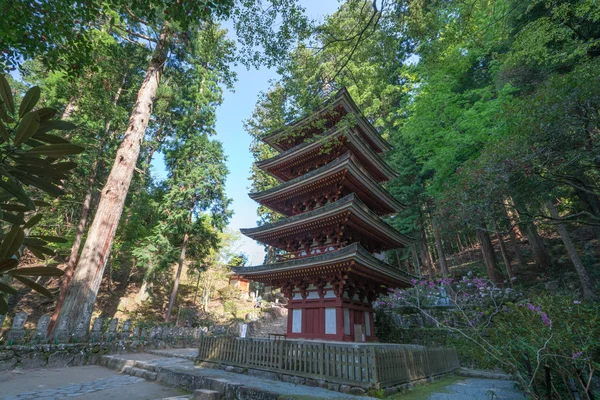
[0,121,9,142]
[0,296,7,314]
[0,258,18,272]
[23,237,48,247]
[24,143,84,157]
[13,275,53,298]
[14,112,41,145]
[1,212,26,225]
[26,246,47,260]
[37,108,57,121]
[23,244,55,256]
[0,203,30,212]
[33,200,51,207]
[0,179,36,210]
[16,165,68,180]
[0,282,17,295]
[10,171,64,197]
[0,75,14,115]
[36,120,77,134]
[51,162,77,171]
[13,156,52,167]
[24,214,43,228]
[0,226,24,259]
[0,103,12,123]
[19,86,40,118]
[34,133,70,144]
[7,266,63,277]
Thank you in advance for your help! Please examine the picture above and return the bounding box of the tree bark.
[495,223,514,279]
[411,243,422,277]
[508,228,525,269]
[48,74,128,336]
[166,232,189,322]
[420,227,435,279]
[432,220,449,277]
[546,200,597,300]
[476,225,503,284]
[512,196,552,270]
[53,27,172,337]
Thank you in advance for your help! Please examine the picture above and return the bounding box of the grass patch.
[386,375,463,399]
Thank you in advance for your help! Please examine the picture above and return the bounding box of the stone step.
[122,365,158,381]
[98,353,368,399]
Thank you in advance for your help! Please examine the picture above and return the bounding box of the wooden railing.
[197,337,459,388]
[276,243,346,262]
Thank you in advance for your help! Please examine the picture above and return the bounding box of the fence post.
[370,346,380,389]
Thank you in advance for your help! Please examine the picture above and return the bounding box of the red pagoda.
[234,88,413,342]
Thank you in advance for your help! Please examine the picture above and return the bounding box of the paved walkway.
[0,366,186,400]
[428,377,527,399]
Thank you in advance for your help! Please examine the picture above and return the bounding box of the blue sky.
[154,1,341,265]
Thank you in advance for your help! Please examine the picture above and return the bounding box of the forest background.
[0,0,599,397]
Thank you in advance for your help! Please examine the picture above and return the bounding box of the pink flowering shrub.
[375,274,600,399]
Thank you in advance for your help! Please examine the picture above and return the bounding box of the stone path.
[427,377,527,399]
[0,365,186,400]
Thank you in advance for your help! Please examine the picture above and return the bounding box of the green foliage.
[0,75,83,312]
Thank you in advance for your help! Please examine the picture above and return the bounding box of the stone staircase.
[248,307,287,338]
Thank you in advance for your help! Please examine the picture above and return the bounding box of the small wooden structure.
[197,336,458,389]
[228,274,250,293]
[235,88,413,341]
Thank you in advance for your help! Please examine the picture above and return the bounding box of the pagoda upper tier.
[257,124,398,183]
[249,153,405,217]
[262,88,391,154]
[241,193,412,259]
[232,242,412,291]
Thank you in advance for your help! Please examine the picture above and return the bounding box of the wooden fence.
[197,337,459,388]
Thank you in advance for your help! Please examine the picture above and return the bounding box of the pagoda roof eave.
[256,126,399,182]
[262,88,392,154]
[241,193,413,248]
[248,153,406,215]
[231,242,414,287]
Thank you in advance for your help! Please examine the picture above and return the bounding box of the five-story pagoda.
[234,88,412,342]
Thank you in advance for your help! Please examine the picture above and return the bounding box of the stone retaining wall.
[0,339,203,371]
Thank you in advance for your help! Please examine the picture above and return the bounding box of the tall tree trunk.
[61,96,77,120]
[456,233,464,252]
[432,220,449,277]
[546,200,597,300]
[512,196,552,270]
[508,228,525,269]
[53,27,172,337]
[504,197,524,239]
[420,227,435,279]
[411,243,422,277]
[476,224,503,284]
[48,74,128,336]
[166,232,189,322]
[495,223,514,279]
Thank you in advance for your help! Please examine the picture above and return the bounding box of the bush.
[375,275,600,399]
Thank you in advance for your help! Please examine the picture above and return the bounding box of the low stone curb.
[455,367,512,380]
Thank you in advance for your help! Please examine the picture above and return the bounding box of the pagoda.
[234,88,413,342]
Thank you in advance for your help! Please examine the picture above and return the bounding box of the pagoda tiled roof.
[262,88,392,154]
[249,153,406,216]
[241,193,412,250]
[256,125,398,183]
[231,242,414,287]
